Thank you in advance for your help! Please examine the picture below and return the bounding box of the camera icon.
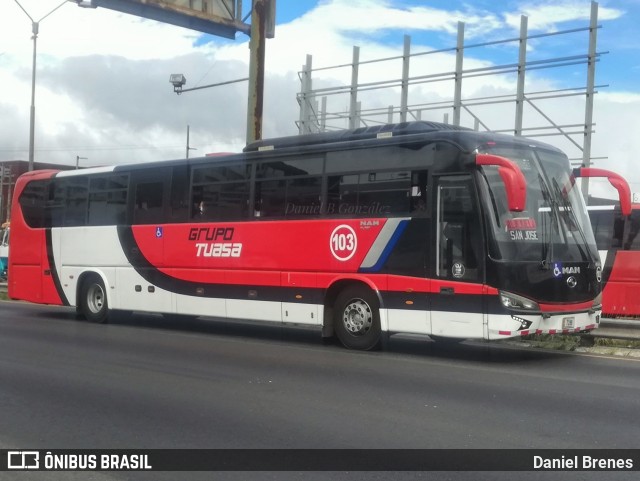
[7,451,40,470]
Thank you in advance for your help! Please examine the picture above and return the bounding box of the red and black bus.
[588,199,640,318]
[9,121,631,349]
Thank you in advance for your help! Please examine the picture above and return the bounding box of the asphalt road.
[1,300,639,480]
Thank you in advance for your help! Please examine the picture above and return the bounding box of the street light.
[13,0,69,172]
[169,74,250,154]
[169,74,249,95]
[169,74,187,94]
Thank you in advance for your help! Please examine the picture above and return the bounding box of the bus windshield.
[478,145,597,264]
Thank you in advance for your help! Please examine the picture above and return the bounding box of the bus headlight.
[499,291,540,311]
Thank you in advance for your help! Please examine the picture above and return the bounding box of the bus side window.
[134,182,164,225]
[254,180,278,217]
[46,180,65,227]
[285,176,322,217]
[326,175,358,216]
[325,172,410,217]
[191,163,250,222]
[170,165,190,223]
[65,178,88,227]
[88,175,128,226]
[411,171,428,215]
[18,179,48,228]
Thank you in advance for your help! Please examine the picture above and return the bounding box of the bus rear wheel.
[334,286,381,351]
[80,275,109,324]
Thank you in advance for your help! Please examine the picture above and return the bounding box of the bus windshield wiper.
[538,173,554,270]
[551,178,590,262]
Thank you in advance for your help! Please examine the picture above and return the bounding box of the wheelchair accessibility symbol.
[156,227,163,238]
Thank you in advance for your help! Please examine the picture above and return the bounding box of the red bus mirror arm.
[476,153,527,212]
[572,167,632,216]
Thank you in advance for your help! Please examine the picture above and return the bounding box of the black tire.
[334,286,381,350]
[80,275,109,323]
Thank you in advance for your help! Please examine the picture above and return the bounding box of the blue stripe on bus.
[359,220,409,273]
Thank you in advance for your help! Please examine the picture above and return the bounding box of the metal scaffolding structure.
[297,2,603,197]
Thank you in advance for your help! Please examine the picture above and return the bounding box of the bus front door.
[432,175,485,340]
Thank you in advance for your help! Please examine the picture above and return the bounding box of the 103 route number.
[330,225,357,261]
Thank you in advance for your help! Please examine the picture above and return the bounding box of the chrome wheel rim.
[342,299,372,336]
[87,283,105,314]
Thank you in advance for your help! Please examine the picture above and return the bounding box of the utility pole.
[168,1,274,146]
[246,0,270,144]
[186,125,197,158]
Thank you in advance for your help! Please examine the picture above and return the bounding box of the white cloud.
[0,0,637,207]
[1,1,199,61]
[289,0,503,36]
[589,91,640,197]
[505,0,624,31]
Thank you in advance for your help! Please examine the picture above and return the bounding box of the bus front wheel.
[80,275,109,324]
[334,286,381,351]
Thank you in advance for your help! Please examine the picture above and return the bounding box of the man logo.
[567,276,578,289]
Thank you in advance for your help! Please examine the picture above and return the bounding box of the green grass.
[521,334,583,351]
[0,291,8,301]
[591,337,640,349]
[519,333,640,351]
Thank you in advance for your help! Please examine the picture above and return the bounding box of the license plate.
[562,317,575,329]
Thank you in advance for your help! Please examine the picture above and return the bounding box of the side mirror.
[476,153,527,212]
[573,167,632,216]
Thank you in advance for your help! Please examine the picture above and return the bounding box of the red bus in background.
[588,199,640,318]
[8,122,632,349]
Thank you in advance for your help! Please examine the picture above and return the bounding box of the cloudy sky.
[1,0,639,199]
